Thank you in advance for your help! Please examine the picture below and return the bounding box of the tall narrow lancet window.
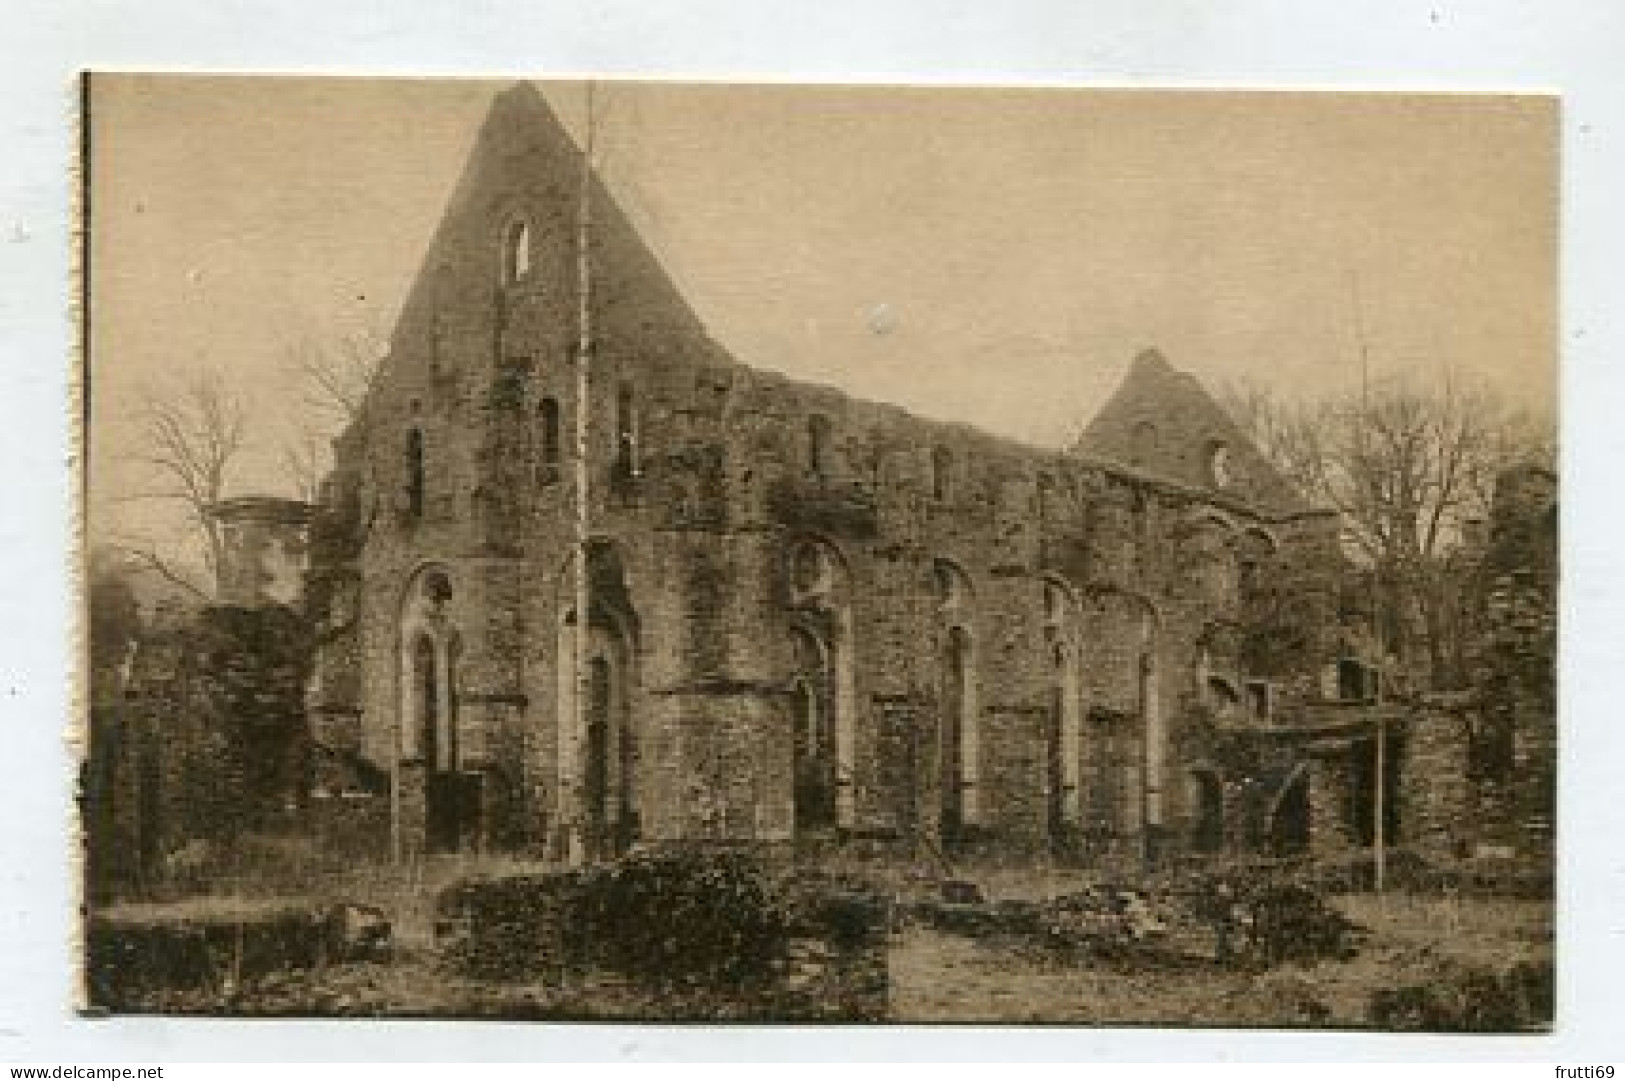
[1042,577,1084,841]
[501,219,532,285]
[1130,420,1158,468]
[808,414,832,478]
[786,539,855,832]
[941,625,972,842]
[789,630,836,833]
[1192,770,1225,852]
[405,428,426,521]
[614,381,638,477]
[931,447,953,501]
[414,634,439,768]
[584,656,613,832]
[540,397,562,466]
[933,559,980,844]
[399,567,465,856]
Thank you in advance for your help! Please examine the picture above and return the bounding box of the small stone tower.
[208,496,315,609]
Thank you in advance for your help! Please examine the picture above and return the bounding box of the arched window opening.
[930,558,980,841]
[1046,681,1067,848]
[584,655,613,839]
[1468,713,1515,782]
[501,219,533,285]
[790,542,830,599]
[1036,471,1055,521]
[1245,680,1272,722]
[1043,580,1068,627]
[1207,675,1240,718]
[1130,420,1158,467]
[1137,609,1163,832]
[414,634,438,768]
[423,569,452,607]
[1269,770,1312,856]
[931,447,953,501]
[941,625,973,845]
[1238,553,1261,598]
[790,668,836,833]
[400,567,471,856]
[1338,657,1379,703]
[1192,772,1224,852]
[1042,577,1084,842]
[1237,529,1276,602]
[614,381,638,478]
[807,414,832,478]
[405,428,426,521]
[1207,441,1232,488]
[785,540,854,834]
[789,623,837,835]
[539,396,562,466]
[555,589,640,863]
[933,559,971,613]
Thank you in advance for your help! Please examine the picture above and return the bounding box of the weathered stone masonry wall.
[310,82,1357,864]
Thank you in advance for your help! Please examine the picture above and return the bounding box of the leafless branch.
[283,322,387,427]
[131,369,249,578]
[102,538,211,603]
[1223,367,1555,685]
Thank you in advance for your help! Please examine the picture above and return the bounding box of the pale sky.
[87,76,1556,547]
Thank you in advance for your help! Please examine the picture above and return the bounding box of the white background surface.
[1,0,1620,1062]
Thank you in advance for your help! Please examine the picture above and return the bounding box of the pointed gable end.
[1070,348,1315,518]
[375,82,719,402]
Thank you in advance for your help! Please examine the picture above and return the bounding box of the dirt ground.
[98,840,1551,1026]
[888,893,1552,1026]
[117,890,1547,1026]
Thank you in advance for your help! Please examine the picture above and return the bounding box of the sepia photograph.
[80,75,1557,1027]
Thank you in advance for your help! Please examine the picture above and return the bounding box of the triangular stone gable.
[374,82,723,403]
[1071,348,1313,517]
[368,84,1317,530]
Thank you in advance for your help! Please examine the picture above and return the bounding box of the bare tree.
[279,427,330,504]
[122,369,249,589]
[286,322,386,427]
[1226,372,1551,564]
[1222,370,1555,686]
[277,320,387,500]
[101,533,212,602]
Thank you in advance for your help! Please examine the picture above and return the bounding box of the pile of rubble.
[911,875,1365,970]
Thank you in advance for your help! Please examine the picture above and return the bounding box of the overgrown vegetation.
[914,873,1365,972]
[86,900,391,1013]
[436,849,892,1019]
[440,850,790,989]
[1369,955,1552,1032]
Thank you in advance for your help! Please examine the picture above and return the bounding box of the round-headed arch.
[400,561,457,635]
[786,533,851,607]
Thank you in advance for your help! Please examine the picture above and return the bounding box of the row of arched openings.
[782,541,981,847]
[781,536,1174,851]
[397,552,640,861]
[802,414,956,501]
[396,381,638,516]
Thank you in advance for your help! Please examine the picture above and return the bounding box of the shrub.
[1183,873,1365,969]
[778,869,893,947]
[1303,847,1553,901]
[1242,883,1364,966]
[439,852,895,1017]
[1369,956,1552,1031]
[436,872,580,983]
[1027,886,1181,963]
[580,850,791,989]
[440,849,794,991]
[86,901,381,1012]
